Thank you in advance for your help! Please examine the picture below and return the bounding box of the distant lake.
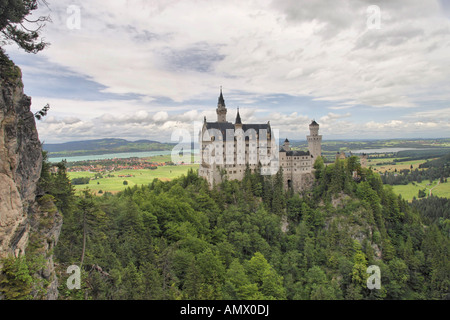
[48,149,199,163]
[350,147,430,154]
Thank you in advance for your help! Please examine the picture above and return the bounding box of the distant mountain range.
[43,138,176,157]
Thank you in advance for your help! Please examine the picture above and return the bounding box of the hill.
[47,156,449,300]
[43,138,175,157]
[419,151,450,169]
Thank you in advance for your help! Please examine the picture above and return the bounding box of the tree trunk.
[80,212,86,268]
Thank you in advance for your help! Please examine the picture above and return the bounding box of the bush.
[0,256,33,300]
[418,189,427,198]
[71,177,91,185]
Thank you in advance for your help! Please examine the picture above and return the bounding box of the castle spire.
[235,108,242,125]
[218,86,225,107]
[216,86,227,123]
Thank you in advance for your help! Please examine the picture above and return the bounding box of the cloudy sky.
[4,0,450,143]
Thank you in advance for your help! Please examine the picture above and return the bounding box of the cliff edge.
[0,50,62,299]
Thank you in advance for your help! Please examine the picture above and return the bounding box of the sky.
[4,0,450,143]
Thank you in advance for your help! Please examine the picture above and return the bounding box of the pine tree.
[0,0,50,53]
[77,189,107,268]
[0,256,33,300]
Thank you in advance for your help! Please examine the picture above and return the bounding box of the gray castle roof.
[205,122,271,141]
[218,88,226,107]
[235,109,242,124]
[279,147,311,157]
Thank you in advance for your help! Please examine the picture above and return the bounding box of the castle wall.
[279,152,314,192]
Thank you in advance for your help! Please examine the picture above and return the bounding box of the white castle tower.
[307,120,322,161]
[216,87,227,123]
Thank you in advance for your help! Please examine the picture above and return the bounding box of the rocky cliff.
[0,50,62,299]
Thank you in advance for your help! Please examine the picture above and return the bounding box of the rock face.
[0,51,62,299]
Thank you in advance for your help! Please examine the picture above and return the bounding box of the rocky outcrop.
[28,195,63,300]
[0,50,62,299]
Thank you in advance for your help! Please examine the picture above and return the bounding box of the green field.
[142,154,174,162]
[392,180,450,201]
[367,158,429,173]
[69,164,198,194]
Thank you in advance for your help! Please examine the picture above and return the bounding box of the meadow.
[69,164,198,194]
[67,152,449,201]
[361,158,450,200]
[392,180,450,201]
[366,157,429,173]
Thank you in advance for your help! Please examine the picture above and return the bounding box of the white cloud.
[6,0,450,142]
[406,107,450,121]
[320,112,352,123]
[153,111,169,123]
[27,0,449,106]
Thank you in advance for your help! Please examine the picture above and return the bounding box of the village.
[64,157,174,173]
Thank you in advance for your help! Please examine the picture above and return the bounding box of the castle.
[198,90,322,192]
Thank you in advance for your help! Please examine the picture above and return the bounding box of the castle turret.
[282,138,291,151]
[216,87,227,123]
[307,120,322,160]
[360,153,368,168]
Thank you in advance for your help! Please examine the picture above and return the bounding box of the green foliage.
[71,177,91,185]
[0,47,21,81]
[0,154,73,300]
[44,138,175,158]
[0,0,50,53]
[313,156,325,180]
[39,153,75,215]
[34,103,49,120]
[418,189,426,198]
[294,265,341,300]
[245,252,286,299]
[0,256,33,300]
[49,155,449,300]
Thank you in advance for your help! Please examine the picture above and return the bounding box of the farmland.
[69,164,198,194]
[368,158,428,173]
[66,153,198,194]
[392,180,450,201]
[60,139,449,198]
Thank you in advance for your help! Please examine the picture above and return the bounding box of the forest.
[1,153,449,300]
[0,0,448,303]
[380,152,450,186]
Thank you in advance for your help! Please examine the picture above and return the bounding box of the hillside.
[419,151,450,169]
[289,138,450,163]
[43,138,175,157]
[48,156,449,300]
